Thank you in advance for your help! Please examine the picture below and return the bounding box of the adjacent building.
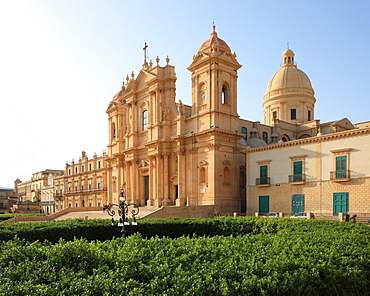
[53,151,107,211]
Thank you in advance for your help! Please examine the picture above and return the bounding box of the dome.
[264,49,314,101]
[264,67,313,98]
[262,49,316,125]
[198,24,231,54]
[112,89,124,101]
[245,138,267,148]
[112,82,126,102]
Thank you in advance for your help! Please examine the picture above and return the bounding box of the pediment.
[139,160,149,168]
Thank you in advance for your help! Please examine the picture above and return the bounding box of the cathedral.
[105,24,247,214]
[16,25,370,219]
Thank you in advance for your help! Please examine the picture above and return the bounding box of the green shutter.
[259,196,269,214]
[260,165,268,184]
[293,161,303,182]
[335,156,347,178]
[292,194,304,214]
[333,192,348,215]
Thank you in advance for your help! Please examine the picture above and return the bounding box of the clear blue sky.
[1,0,370,188]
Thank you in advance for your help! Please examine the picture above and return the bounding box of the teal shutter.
[259,196,269,214]
[293,161,303,182]
[333,192,348,215]
[260,165,268,184]
[292,194,304,214]
[336,156,347,178]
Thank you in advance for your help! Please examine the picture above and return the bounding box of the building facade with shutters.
[245,46,370,219]
[246,128,370,218]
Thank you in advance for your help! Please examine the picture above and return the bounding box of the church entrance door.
[144,176,149,205]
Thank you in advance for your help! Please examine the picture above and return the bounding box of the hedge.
[0,216,367,243]
[0,230,369,295]
[0,213,45,222]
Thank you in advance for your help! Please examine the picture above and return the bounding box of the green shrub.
[0,230,369,295]
[0,213,45,222]
[0,216,369,243]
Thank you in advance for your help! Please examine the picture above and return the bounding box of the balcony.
[65,187,107,195]
[330,170,350,182]
[288,174,306,184]
[256,177,270,187]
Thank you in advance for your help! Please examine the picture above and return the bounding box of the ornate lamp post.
[103,189,139,238]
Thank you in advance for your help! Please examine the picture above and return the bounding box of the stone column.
[176,148,186,206]
[133,159,139,205]
[163,153,170,205]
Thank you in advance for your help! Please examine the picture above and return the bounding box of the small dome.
[245,138,267,148]
[112,89,124,101]
[198,24,231,54]
[282,49,294,55]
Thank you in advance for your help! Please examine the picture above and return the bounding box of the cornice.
[245,128,370,153]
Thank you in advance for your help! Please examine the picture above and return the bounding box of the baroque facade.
[15,25,370,217]
[106,25,248,214]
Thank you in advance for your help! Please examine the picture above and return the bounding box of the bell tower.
[188,25,242,132]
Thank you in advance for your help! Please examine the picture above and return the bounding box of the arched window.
[112,122,116,139]
[224,167,230,183]
[241,127,247,140]
[142,110,148,131]
[222,84,228,104]
[262,132,268,143]
[200,167,206,183]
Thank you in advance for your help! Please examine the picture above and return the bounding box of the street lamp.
[103,189,139,238]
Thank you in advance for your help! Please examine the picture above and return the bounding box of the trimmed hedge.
[0,230,369,295]
[0,216,368,243]
[0,213,45,222]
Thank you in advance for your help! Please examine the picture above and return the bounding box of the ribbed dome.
[112,83,126,102]
[264,67,313,98]
[112,89,124,101]
[262,49,316,126]
[198,24,231,54]
[264,49,314,101]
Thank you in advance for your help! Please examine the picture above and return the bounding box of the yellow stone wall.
[247,128,370,216]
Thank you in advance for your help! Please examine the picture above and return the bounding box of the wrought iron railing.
[256,177,270,185]
[65,187,107,195]
[330,170,350,180]
[288,174,306,183]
